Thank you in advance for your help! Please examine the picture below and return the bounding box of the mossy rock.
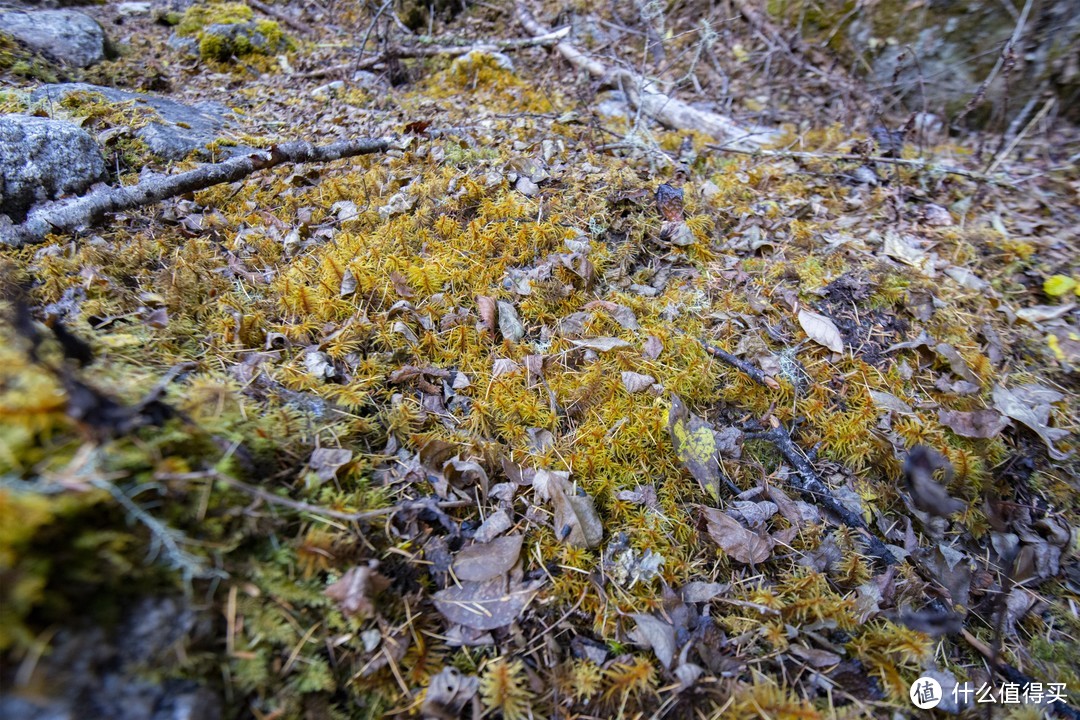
[176,2,292,62]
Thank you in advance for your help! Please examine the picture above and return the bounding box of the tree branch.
[0,137,392,248]
[514,2,777,149]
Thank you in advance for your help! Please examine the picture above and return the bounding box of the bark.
[0,137,391,248]
[514,3,777,149]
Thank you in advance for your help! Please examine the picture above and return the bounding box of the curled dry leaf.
[621,371,655,393]
[453,534,523,583]
[992,384,1070,460]
[432,577,543,631]
[421,666,480,720]
[308,447,353,483]
[325,562,389,618]
[699,505,774,564]
[668,394,743,494]
[798,309,844,353]
[548,475,603,548]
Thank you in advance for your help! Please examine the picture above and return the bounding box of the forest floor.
[1,1,1079,719]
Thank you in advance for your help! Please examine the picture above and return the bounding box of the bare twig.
[514,2,776,149]
[709,145,1012,185]
[960,628,1080,720]
[745,424,898,565]
[247,0,315,36]
[1,137,392,248]
[158,470,473,522]
[299,26,569,79]
[701,340,778,389]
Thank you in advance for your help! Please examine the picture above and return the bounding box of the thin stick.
[960,628,1080,720]
[1,137,392,247]
[708,145,1009,185]
[746,424,897,565]
[247,0,315,36]
[299,27,570,79]
[514,2,775,149]
[701,340,778,389]
[158,471,472,522]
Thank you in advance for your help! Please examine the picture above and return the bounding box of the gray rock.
[29,83,255,161]
[0,9,106,67]
[0,114,106,222]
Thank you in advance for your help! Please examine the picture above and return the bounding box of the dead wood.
[300,26,570,80]
[746,424,898,566]
[514,3,777,149]
[247,0,315,36]
[0,137,391,248]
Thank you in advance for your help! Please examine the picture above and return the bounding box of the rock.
[0,115,106,223]
[29,83,255,161]
[450,49,515,74]
[0,9,106,68]
[116,2,153,17]
[197,21,290,61]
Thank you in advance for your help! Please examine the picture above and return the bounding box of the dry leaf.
[453,535,523,582]
[699,505,774,564]
[433,577,543,631]
[325,562,388,618]
[421,667,480,719]
[668,394,743,494]
[549,475,603,548]
[628,613,676,668]
[992,384,1070,460]
[621,371,655,393]
[798,309,844,353]
[937,408,1008,439]
[308,447,353,483]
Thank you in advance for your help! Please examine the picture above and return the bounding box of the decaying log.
[0,137,391,248]
[514,3,777,149]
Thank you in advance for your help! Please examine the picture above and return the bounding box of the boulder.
[29,83,255,161]
[0,9,106,68]
[0,115,106,223]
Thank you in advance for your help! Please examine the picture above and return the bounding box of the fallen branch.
[157,470,473,522]
[514,3,777,149]
[299,26,570,79]
[247,0,315,36]
[960,628,1080,720]
[0,137,391,248]
[746,424,898,565]
[701,340,778,389]
[710,145,1010,185]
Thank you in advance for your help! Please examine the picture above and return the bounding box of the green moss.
[177,1,254,36]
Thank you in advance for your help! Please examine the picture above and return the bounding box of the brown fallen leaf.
[992,384,1070,460]
[325,561,389,618]
[548,474,603,548]
[937,408,1008,439]
[421,667,479,720]
[308,447,353,483]
[433,577,543,631]
[798,309,844,353]
[668,394,743,495]
[902,446,964,518]
[628,613,677,668]
[699,505,774,564]
[453,534,523,583]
